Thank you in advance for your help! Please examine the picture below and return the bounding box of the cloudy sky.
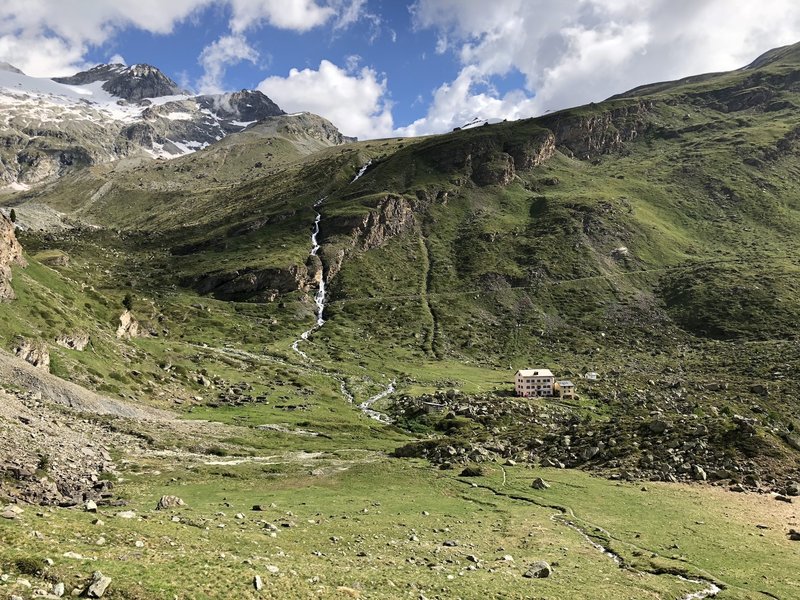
[2,0,800,139]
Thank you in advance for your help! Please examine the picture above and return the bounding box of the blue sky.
[3,1,800,139]
[81,1,460,130]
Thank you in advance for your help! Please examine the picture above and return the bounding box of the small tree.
[122,292,134,312]
[9,209,16,223]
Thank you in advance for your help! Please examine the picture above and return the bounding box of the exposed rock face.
[12,337,50,370]
[538,100,652,160]
[358,195,416,252]
[38,251,70,267]
[191,264,311,302]
[324,195,417,282]
[0,212,26,300]
[274,112,357,145]
[55,331,90,351]
[116,310,140,339]
[196,90,284,122]
[422,128,556,187]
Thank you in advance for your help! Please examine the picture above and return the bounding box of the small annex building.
[515,368,555,397]
[556,380,576,398]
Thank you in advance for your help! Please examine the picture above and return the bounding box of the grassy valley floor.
[1,442,798,599]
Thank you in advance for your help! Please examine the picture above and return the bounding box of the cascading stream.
[350,159,371,183]
[290,163,396,420]
[290,198,326,359]
[358,380,396,423]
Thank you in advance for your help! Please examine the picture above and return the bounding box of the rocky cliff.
[538,100,653,160]
[189,264,313,302]
[322,195,418,283]
[0,212,25,300]
[416,127,556,187]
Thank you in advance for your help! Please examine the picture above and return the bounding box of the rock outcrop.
[115,310,140,339]
[190,264,312,302]
[323,194,418,282]
[0,212,26,300]
[196,89,284,122]
[12,337,50,370]
[538,100,653,160]
[54,63,183,101]
[55,331,90,351]
[418,127,556,188]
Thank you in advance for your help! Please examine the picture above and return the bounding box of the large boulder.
[156,495,186,510]
[531,477,551,490]
[116,310,140,339]
[86,571,112,598]
[523,561,552,578]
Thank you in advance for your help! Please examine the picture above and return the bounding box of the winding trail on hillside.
[320,252,787,308]
[289,161,396,420]
[456,476,723,600]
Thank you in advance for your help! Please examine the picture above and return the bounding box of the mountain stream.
[291,162,395,419]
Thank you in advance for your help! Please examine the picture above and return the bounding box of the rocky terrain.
[389,390,800,498]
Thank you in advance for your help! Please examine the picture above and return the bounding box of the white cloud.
[333,0,368,30]
[108,53,127,65]
[407,0,800,134]
[0,33,87,76]
[395,66,538,137]
[227,0,335,33]
[197,34,259,94]
[0,0,213,75]
[258,59,394,139]
[0,0,365,76]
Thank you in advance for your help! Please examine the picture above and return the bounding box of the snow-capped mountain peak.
[53,63,185,101]
[0,62,294,189]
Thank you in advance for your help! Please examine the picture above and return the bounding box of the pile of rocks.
[206,381,268,407]
[390,390,800,494]
[0,387,120,506]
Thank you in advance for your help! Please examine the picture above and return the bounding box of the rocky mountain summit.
[53,63,185,100]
